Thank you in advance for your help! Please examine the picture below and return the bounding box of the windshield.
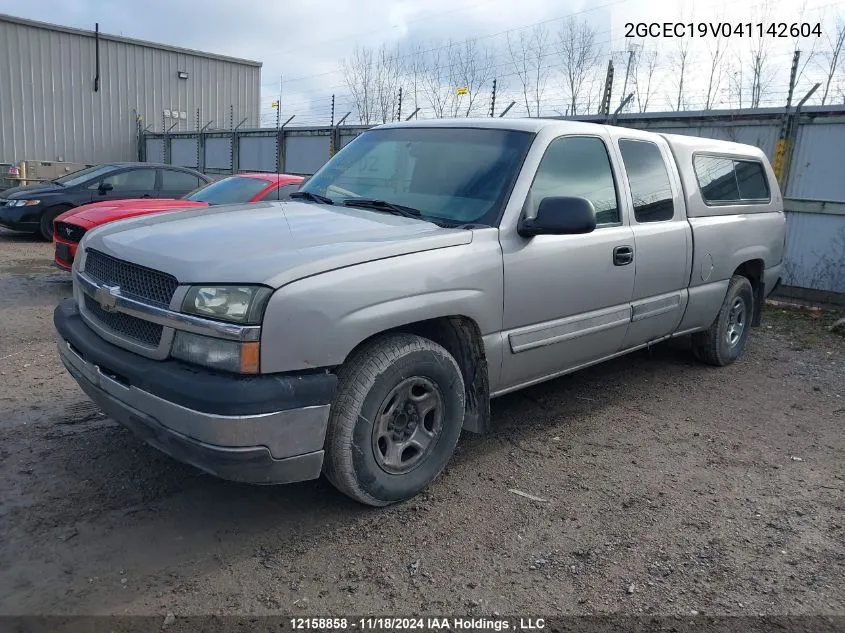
[54,164,117,187]
[185,176,271,204]
[300,127,534,226]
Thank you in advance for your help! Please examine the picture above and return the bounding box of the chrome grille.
[83,294,163,347]
[84,249,178,307]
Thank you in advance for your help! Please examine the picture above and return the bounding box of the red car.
[53,172,304,270]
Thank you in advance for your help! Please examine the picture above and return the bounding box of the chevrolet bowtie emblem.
[95,284,121,312]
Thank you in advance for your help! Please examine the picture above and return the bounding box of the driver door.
[499,134,635,389]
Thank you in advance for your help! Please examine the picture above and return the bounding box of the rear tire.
[39,205,71,241]
[692,275,754,366]
[323,333,465,507]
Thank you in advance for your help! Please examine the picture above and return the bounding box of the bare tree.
[341,45,376,124]
[789,0,819,100]
[666,2,693,111]
[506,24,551,117]
[374,45,401,123]
[668,36,691,110]
[455,39,495,116]
[748,41,775,107]
[817,14,845,104]
[557,17,601,115]
[401,43,429,117]
[727,60,745,109]
[748,1,776,108]
[631,44,660,112]
[703,26,727,109]
[420,40,462,118]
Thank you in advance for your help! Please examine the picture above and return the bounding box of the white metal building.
[0,13,261,166]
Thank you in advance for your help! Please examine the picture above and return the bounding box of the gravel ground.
[0,228,843,618]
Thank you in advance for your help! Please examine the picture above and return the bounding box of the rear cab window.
[618,139,675,223]
[693,155,771,205]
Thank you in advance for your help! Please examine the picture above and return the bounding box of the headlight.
[172,330,260,374]
[181,285,272,324]
[10,199,40,207]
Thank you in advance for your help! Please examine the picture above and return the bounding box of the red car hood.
[58,199,210,227]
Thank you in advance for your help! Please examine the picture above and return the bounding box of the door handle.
[613,245,634,266]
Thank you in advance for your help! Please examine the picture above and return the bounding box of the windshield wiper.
[342,198,422,220]
[436,221,488,230]
[289,190,334,205]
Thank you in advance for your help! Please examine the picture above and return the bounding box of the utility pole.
[276,75,282,129]
[397,87,403,122]
[774,81,819,187]
[599,60,615,116]
[610,93,634,125]
[773,50,802,183]
[785,50,800,109]
[620,46,637,110]
[489,79,497,117]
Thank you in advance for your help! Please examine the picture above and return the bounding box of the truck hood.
[81,200,473,288]
[63,199,208,226]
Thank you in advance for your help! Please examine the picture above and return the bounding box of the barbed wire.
[254,7,843,125]
[259,43,824,115]
[242,0,845,126]
[257,0,841,95]
[256,50,842,126]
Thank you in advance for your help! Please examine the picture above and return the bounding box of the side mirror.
[98,182,114,194]
[518,196,597,237]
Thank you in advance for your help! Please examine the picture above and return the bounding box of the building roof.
[0,13,262,67]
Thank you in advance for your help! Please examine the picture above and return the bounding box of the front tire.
[39,205,71,241]
[323,334,466,507]
[692,275,754,366]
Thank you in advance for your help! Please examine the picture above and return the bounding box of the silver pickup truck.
[54,119,786,506]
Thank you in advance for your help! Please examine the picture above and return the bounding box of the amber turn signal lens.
[240,341,260,374]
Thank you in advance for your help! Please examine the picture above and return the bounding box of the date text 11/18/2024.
[290,618,547,631]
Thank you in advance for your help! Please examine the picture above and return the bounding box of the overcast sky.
[2,0,842,125]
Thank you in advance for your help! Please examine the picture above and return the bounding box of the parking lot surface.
[0,228,843,616]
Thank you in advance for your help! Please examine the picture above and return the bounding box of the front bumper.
[0,205,40,231]
[54,299,337,484]
[54,239,75,270]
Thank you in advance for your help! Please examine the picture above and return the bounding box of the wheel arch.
[41,202,75,240]
[732,258,765,326]
[342,315,491,434]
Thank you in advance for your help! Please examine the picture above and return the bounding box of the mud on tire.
[323,333,466,507]
[692,274,755,366]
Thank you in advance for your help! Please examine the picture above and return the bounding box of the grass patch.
[763,304,844,349]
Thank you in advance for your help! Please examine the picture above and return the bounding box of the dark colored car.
[0,162,211,240]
